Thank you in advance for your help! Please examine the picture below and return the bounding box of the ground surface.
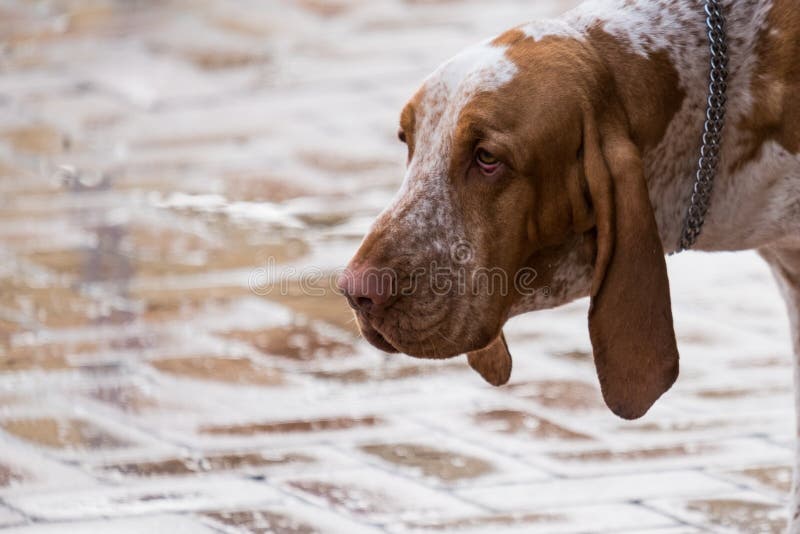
[0,0,796,532]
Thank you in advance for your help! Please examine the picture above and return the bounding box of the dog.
[339,0,800,526]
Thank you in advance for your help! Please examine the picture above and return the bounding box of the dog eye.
[476,150,498,165]
[476,149,501,173]
[398,129,407,143]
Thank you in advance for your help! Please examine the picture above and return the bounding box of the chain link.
[677,0,729,252]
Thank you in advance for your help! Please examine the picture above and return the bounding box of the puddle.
[360,443,494,482]
[1,417,131,450]
[472,410,591,441]
[200,416,382,436]
[150,356,283,386]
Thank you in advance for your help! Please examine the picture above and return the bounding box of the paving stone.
[0,505,26,528]
[362,442,493,482]
[261,278,360,333]
[198,499,383,534]
[133,286,254,323]
[0,277,123,328]
[684,497,785,533]
[392,503,679,533]
[97,450,314,479]
[725,465,793,494]
[200,415,383,436]
[280,468,481,524]
[0,462,26,487]
[413,406,599,457]
[203,509,318,534]
[352,435,550,488]
[7,477,283,521]
[471,408,593,441]
[0,124,66,155]
[150,355,284,386]
[27,237,305,279]
[221,323,354,362]
[0,439,98,494]
[0,514,219,533]
[86,382,160,414]
[503,379,608,412]
[1,417,131,450]
[458,471,742,512]
[537,437,792,477]
[312,361,464,383]
[648,491,787,534]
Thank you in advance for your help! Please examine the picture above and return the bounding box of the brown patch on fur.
[492,27,686,153]
[585,26,686,151]
[733,0,800,171]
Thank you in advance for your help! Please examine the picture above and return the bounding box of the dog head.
[340,27,679,420]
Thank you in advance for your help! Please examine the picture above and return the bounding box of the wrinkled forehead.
[404,39,519,133]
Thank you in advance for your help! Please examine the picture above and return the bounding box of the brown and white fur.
[340,0,800,527]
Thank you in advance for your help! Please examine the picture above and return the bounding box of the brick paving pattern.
[0,0,795,532]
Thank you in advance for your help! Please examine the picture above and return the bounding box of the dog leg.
[760,246,800,533]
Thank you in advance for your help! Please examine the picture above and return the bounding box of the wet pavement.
[0,1,796,532]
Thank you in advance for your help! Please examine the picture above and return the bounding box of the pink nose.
[338,264,396,314]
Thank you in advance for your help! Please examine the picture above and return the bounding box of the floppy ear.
[583,115,679,420]
[467,332,512,386]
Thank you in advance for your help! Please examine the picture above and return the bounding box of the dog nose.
[338,264,396,313]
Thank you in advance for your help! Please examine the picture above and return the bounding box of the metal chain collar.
[677,0,729,252]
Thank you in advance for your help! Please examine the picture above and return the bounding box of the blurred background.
[0,1,795,532]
